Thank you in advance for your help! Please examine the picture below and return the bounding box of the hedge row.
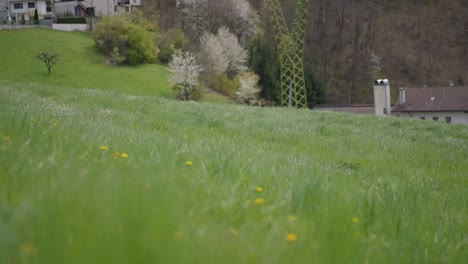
[56,17,86,24]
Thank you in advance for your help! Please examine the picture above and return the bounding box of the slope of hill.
[0,80,467,263]
[0,28,172,97]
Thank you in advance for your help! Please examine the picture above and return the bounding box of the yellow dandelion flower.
[288,215,297,222]
[352,217,359,223]
[21,243,38,255]
[286,233,298,242]
[121,152,129,159]
[31,118,36,123]
[185,160,193,166]
[231,228,239,236]
[256,186,263,193]
[354,232,364,238]
[3,136,10,142]
[100,145,108,151]
[114,152,121,159]
[145,184,152,190]
[254,198,264,205]
[173,231,184,238]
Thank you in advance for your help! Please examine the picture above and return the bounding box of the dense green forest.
[140,0,467,105]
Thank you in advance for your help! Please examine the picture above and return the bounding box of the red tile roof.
[392,86,468,112]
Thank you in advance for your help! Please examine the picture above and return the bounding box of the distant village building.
[392,85,468,124]
[0,0,141,23]
[314,80,468,125]
[53,0,141,18]
[0,0,51,23]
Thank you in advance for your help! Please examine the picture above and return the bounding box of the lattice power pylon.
[269,0,309,108]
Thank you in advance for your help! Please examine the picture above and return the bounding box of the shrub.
[236,71,261,104]
[33,9,39,25]
[93,14,159,65]
[214,73,240,98]
[157,28,189,64]
[56,17,87,24]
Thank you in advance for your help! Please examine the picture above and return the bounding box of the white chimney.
[399,87,406,106]
[373,79,391,116]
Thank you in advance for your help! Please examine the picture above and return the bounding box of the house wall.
[53,23,88,31]
[54,0,116,18]
[9,1,47,19]
[394,111,468,124]
[0,0,8,22]
[86,0,116,17]
[54,1,79,16]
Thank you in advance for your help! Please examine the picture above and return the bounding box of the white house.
[0,0,141,22]
[54,0,140,18]
[0,0,50,22]
[392,85,468,124]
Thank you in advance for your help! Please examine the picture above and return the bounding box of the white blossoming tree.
[199,32,228,77]
[168,51,204,100]
[217,27,248,76]
[199,27,248,79]
[178,0,259,45]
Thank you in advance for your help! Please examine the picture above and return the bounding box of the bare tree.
[36,53,58,75]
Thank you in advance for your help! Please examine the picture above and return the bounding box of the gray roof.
[392,86,468,112]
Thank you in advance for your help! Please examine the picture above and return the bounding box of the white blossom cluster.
[200,27,248,77]
[168,51,204,88]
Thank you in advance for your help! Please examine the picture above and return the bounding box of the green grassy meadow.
[0,28,171,97]
[1,29,468,263]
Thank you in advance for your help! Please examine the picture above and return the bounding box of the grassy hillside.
[0,28,171,97]
[1,81,467,263]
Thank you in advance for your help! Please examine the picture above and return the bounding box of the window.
[14,3,23,9]
[433,117,439,121]
[445,116,452,123]
[420,117,426,120]
[28,2,35,8]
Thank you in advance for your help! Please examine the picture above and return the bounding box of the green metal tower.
[269,0,309,108]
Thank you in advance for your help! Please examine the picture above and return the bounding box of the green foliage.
[56,17,87,24]
[305,71,325,107]
[1,82,467,263]
[93,14,159,65]
[248,35,281,103]
[214,73,240,98]
[172,83,205,101]
[33,8,39,25]
[157,28,189,64]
